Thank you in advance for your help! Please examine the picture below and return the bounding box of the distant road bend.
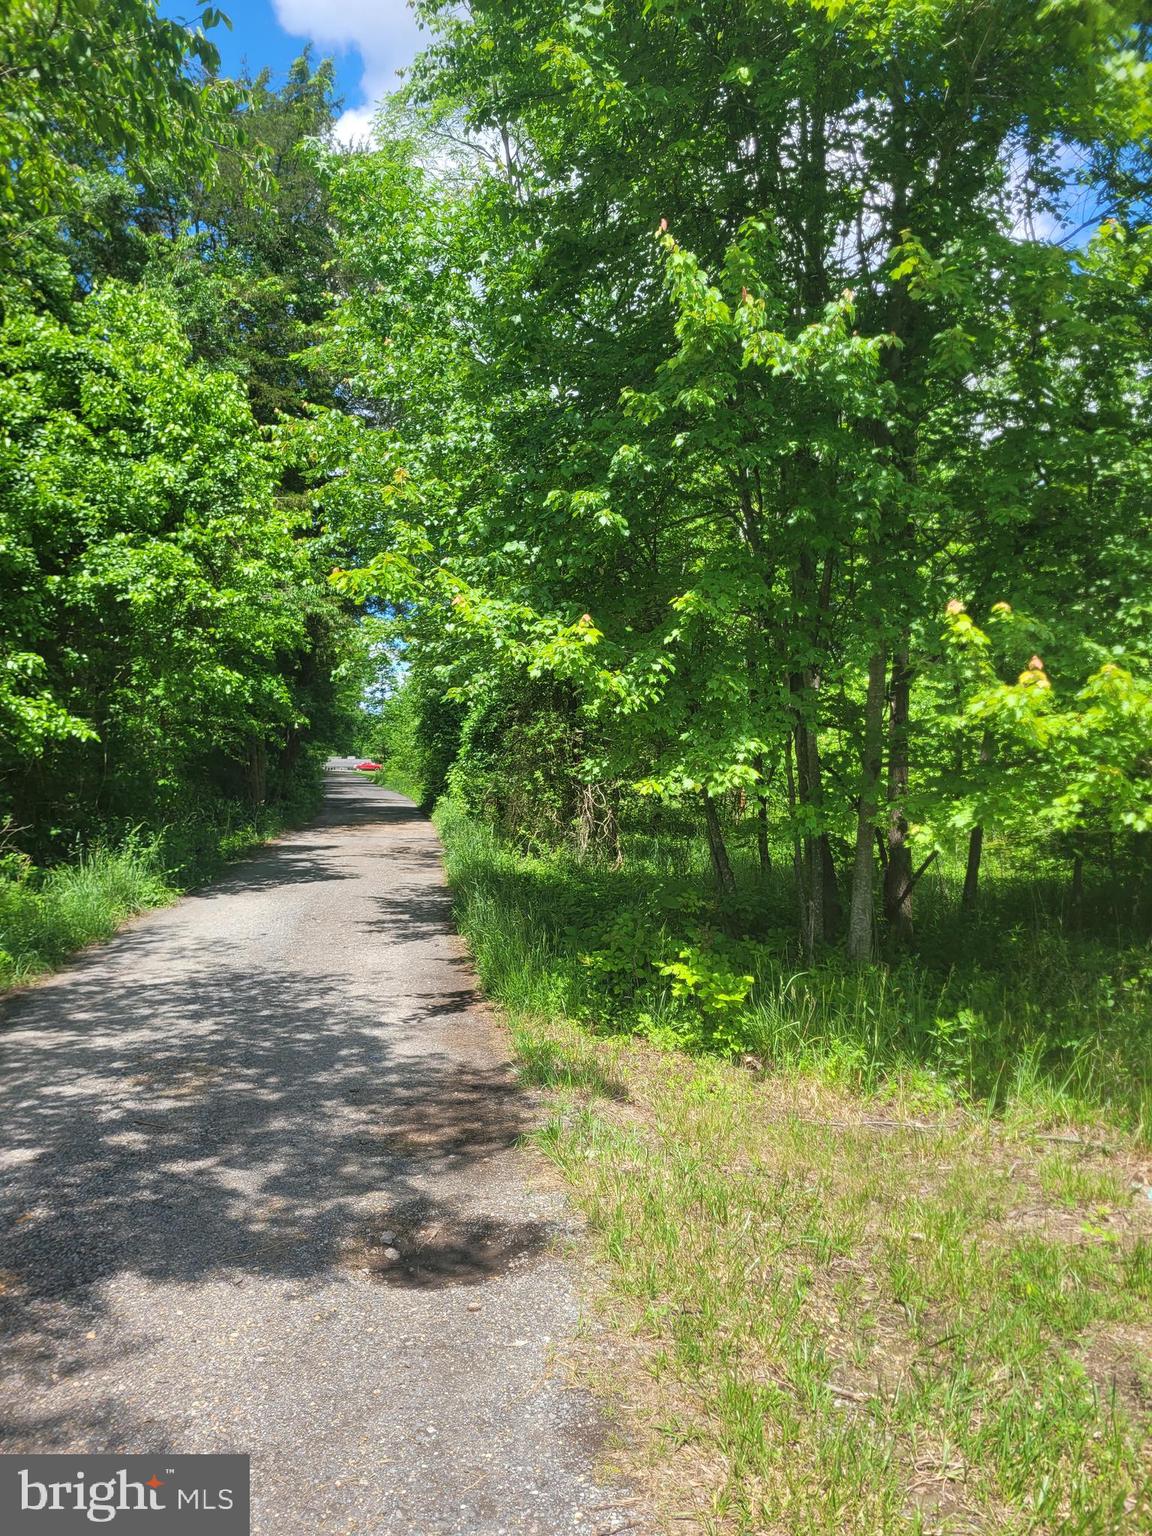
[0,763,631,1535]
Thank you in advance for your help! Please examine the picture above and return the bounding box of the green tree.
[0,0,241,313]
[0,283,350,847]
[311,0,1152,958]
[142,50,344,422]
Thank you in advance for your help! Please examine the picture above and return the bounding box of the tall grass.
[0,839,174,989]
[435,797,1152,1139]
[0,770,326,992]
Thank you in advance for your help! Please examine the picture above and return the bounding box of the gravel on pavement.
[0,765,637,1535]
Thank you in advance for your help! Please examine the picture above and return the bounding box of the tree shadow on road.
[0,912,550,1449]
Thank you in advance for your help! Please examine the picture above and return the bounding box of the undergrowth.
[0,771,324,992]
[430,794,1152,1533]
[434,796,1152,1144]
[0,838,174,988]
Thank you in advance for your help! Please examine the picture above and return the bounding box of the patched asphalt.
[0,765,637,1535]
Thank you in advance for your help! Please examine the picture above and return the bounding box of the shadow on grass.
[513,1032,630,1102]
[439,807,1152,1135]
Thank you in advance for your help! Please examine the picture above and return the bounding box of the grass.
[0,838,175,989]
[528,1039,1152,1535]
[0,785,322,993]
[368,761,426,806]
[430,795,1152,1535]
[433,799,1152,1140]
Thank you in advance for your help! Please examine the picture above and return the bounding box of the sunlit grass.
[528,1021,1152,1535]
[369,762,425,805]
[0,840,175,988]
[432,797,1152,1533]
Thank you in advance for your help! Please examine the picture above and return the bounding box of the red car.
[355,760,382,772]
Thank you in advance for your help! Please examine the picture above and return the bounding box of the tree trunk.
[961,728,992,912]
[756,805,771,876]
[962,826,984,912]
[702,790,736,898]
[875,85,920,948]
[791,642,835,947]
[848,648,887,961]
[882,646,913,942]
[1070,851,1084,913]
[247,738,268,809]
[280,724,303,789]
[604,790,623,870]
[752,752,772,875]
[575,783,594,861]
[820,837,843,937]
[784,736,812,956]
[793,720,825,950]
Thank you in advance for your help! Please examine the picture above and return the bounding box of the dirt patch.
[344,1201,550,1288]
[1076,1320,1152,1418]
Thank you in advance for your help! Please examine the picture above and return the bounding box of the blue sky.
[167,3,1104,244]
[165,0,427,139]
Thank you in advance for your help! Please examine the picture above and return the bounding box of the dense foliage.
[330,2,1152,954]
[313,2,1152,1134]
[4,12,1151,1529]
[0,5,363,887]
[2,0,1151,1121]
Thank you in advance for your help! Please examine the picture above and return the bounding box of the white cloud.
[331,103,379,147]
[271,0,428,140]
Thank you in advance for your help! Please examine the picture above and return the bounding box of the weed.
[0,838,174,988]
[432,798,1152,1533]
[0,780,324,992]
[433,798,1152,1137]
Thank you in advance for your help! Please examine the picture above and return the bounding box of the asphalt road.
[0,765,632,1534]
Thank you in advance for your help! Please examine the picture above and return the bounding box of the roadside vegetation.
[436,804,1152,1140]
[531,1029,1152,1536]
[5,1,1152,1528]
[433,798,1152,1535]
[343,8,1152,1523]
[0,775,321,991]
[1,5,369,987]
[0,839,173,991]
